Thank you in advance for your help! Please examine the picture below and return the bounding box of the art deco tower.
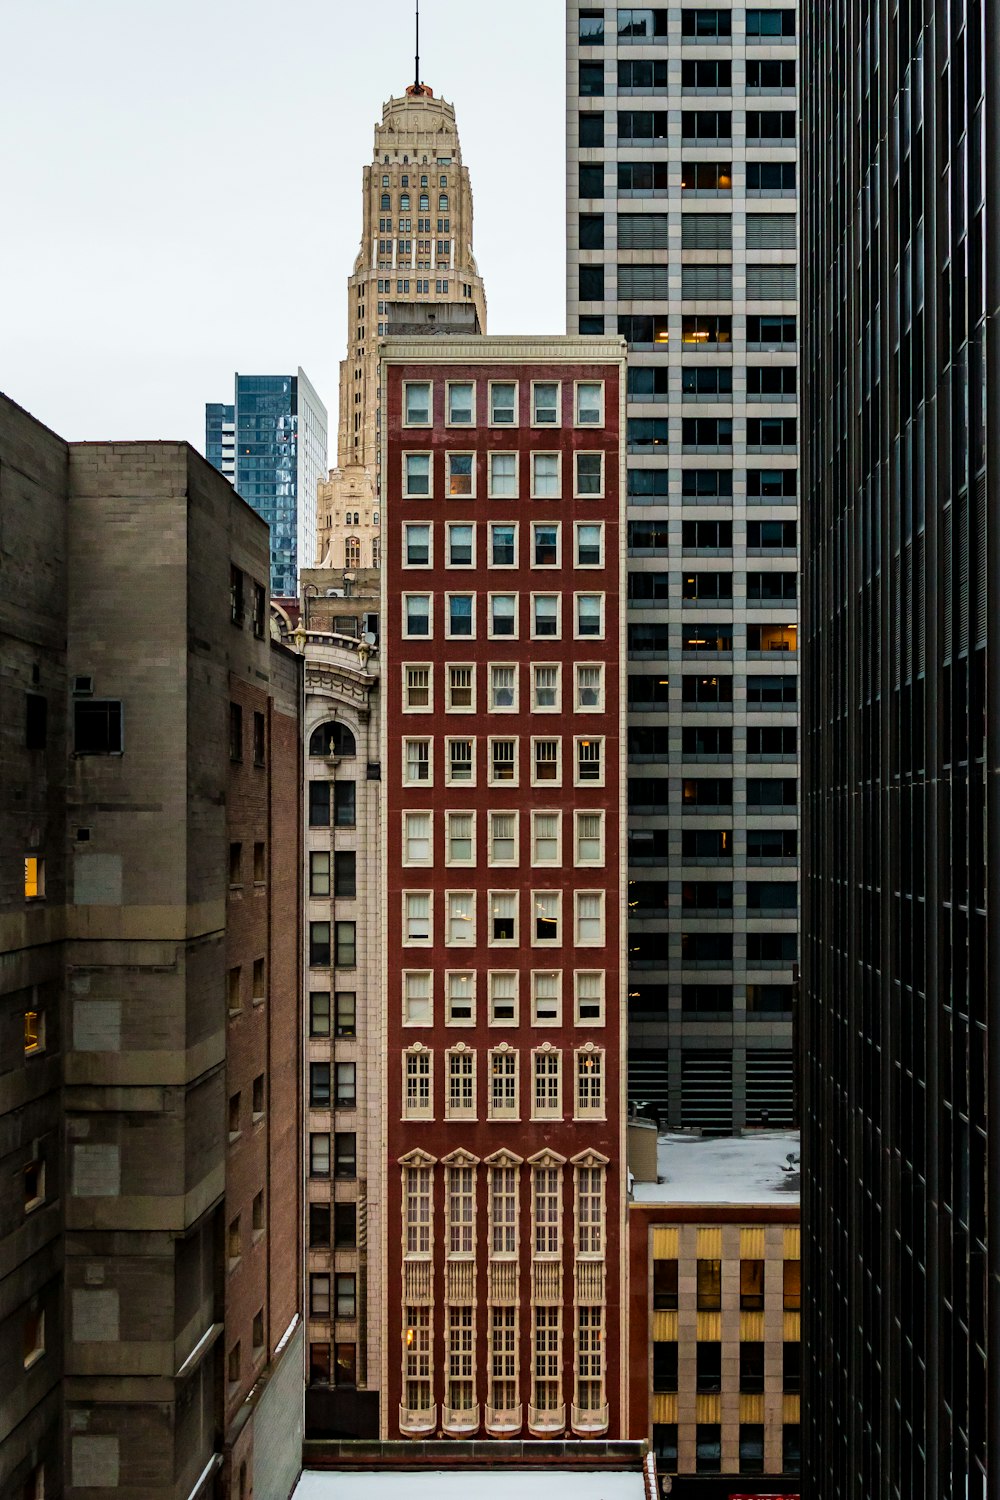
[318,78,488,571]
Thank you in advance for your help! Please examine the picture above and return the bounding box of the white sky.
[0,0,566,452]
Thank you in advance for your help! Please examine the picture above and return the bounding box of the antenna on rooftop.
[414,0,421,91]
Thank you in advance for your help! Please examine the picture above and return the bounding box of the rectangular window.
[309,921,331,967]
[533,893,560,946]
[489,971,518,1025]
[403,970,432,1024]
[448,666,474,709]
[447,595,474,638]
[575,382,603,426]
[448,737,475,783]
[309,781,331,827]
[532,737,560,784]
[334,851,356,898]
[532,969,561,1024]
[653,1259,679,1310]
[447,970,476,1024]
[404,453,431,497]
[532,522,560,567]
[404,1166,432,1254]
[309,1133,331,1176]
[489,452,518,498]
[575,970,605,1024]
[532,595,560,638]
[335,991,357,1037]
[404,738,431,784]
[577,1165,604,1254]
[697,1259,722,1310]
[309,990,331,1037]
[334,1202,357,1248]
[490,890,517,944]
[333,1132,356,1178]
[576,664,603,709]
[490,594,517,637]
[576,736,604,784]
[490,1166,518,1253]
[489,811,517,865]
[229,702,243,761]
[335,921,356,968]
[447,1049,476,1117]
[405,665,431,708]
[576,1048,604,1114]
[404,891,431,943]
[253,711,266,766]
[533,1305,561,1410]
[533,664,560,710]
[447,382,474,425]
[653,1340,678,1393]
[490,382,517,425]
[533,1048,561,1117]
[447,453,475,497]
[23,857,44,902]
[404,1048,432,1116]
[531,811,560,864]
[490,664,517,710]
[309,1202,331,1246]
[404,382,432,425]
[575,453,604,496]
[575,523,603,566]
[448,1164,476,1254]
[575,811,604,865]
[446,890,475,945]
[740,1260,766,1311]
[783,1260,801,1310]
[74,698,124,755]
[576,593,603,637]
[490,738,517,783]
[532,382,560,425]
[25,693,47,750]
[309,1062,331,1107]
[531,453,560,498]
[447,522,474,567]
[403,811,432,865]
[533,1167,561,1256]
[446,811,474,864]
[404,594,431,637]
[404,523,431,566]
[309,850,331,896]
[490,1048,519,1116]
[490,522,516,565]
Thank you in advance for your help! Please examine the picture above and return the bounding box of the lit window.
[22,1309,45,1369]
[577,736,604,783]
[576,1046,605,1116]
[533,894,560,945]
[23,1008,44,1055]
[446,890,475,945]
[447,453,475,496]
[23,857,44,901]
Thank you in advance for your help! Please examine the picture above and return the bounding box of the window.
[490,891,517,944]
[309,850,330,897]
[404,1165,432,1255]
[309,1342,331,1386]
[404,738,431,785]
[489,972,518,1025]
[490,522,516,566]
[446,970,475,1024]
[490,594,517,637]
[532,382,560,425]
[447,453,474,497]
[309,922,331,967]
[575,452,604,496]
[404,453,431,497]
[403,811,432,865]
[447,666,474,709]
[309,991,331,1037]
[490,1047,519,1116]
[405,665,431,710]
[404,892,431,944]
[253,842,266,882]
[533,1304,561,1411]
[446,811,474,864]
[531,811,561,864]
[490,383,517,425]
[531,453,560,497]
[336,1273,357,1320]
[579,111,604,148]
[576,664,603,710]
[575,524,603,567]
[73,696,126,757]
[309,1202,330,1247]
[490,812,517,865]
[747,6,795,33]
[447,1164,476,1256]
[653,1259,678,1309]
[576,1047,604,1115]
[533,664,560,710]
[783,1259,801,1310]
[576,595,603,639]
[447,382,474,425]
[447,523,474,567]
[533,893,560,946]
[446,890,475,945]
[533,738,560,784]
[309,1062,331,1108]
[489,452,518,498]
[335,921,356,968]
[334,991,356,1038]
[783,1341,801,1391]
[333,1133,356,1178]
[447,594,474,638]
[740,1425,765,1476]
[490,737,517,783]
[447,737,475,783]
[532,522,560,566]
[575,971,605,1024]
[334,1202,357,1248]
[576,737,604,785]
[579,59,604,96]
[251,709,265,766]
[740,1342,765,1392]
[23,858,44,902]
[576,382,603,426]
[447,1048,476,1117]
[575,811,604,866]
[533,1048,561,1117]
[404,382,431,425]
[740,1259,765,1310]
[653,1341,678,1393]
[490,664,517,710]
[229,702,243,761]
[403,970,432,1024]
[533,1167,561,1256]
[25,693,47,750]
[532,969,561,1025]
[404,594,431,637]
[697,1342,722,1393]
[404,1047,432,1117]
[404,523,430,566]
[697,1259,722,1310]
[579,213,604,249]
[784,1425,801,1474]
[532,594,559,638]
[309,1133,331,1176]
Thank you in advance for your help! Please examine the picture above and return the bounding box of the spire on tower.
[414,0,420,91]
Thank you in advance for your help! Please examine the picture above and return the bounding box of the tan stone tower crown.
[317,84,488,571]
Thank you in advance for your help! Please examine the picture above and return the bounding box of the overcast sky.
[1,0,567,453]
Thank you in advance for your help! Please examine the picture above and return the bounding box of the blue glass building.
[205,371,328,597]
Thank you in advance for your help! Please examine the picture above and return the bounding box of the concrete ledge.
[302,1439,648,1471]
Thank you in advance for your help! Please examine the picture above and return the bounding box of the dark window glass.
[580,265,605,301]
[579,164,604,199]
[653,1341,678,1392]
[308,1202,330,1246]
[740,1260,766,1309]
[309,922,331,968]
[740,1341,765,1391]
[579,112,604,148]
[696,1424,722,1473]
[334,781,356,827]
[579,214,604,250]
[334,1202,357,1247]
[334,851,357,897]
[25,694,47,750]
[783,1341,801,1391]
[697,1259,722,1309]
[334,922,356,968]
[653,1423,678,1468]
[579,61,604,96]
[309,1062,331,1107]
[653,1259,678,1309]
[740,1424,766,1473]
[334,1133,357,1179]
[76,700,124,755]
[253,710,265,766]
[309,781,331,826]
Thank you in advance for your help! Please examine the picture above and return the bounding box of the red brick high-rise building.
[379,337,628,1441]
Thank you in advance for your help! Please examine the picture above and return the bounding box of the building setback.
[0,392,303,1500]
[379,337,628,1441]
[565,1,801,1132]
[800,2,999,1499]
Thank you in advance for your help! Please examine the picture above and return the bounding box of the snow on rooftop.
[293,1472,646,1500]
[631,1130,801,1206]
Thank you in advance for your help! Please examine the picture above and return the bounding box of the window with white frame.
[490,890,517,944]
[447,1304,475,1411]
[575,970,606,1025]
[575,891,605,946]
[490,664,517,709]
[490,593,517,637]
[489,970,518,1024]
[576,381,604,426]
[446,811,474,865]
[576,1046,605,1116]
[489,521,516,564]
[575,452,604,497]
[533,1306,561,1410]
[532,893,561,946]
[532,453,560,498]
[405,665,431,709]
[575,810,605,865]
[576,1164,605,1255]
[404,1047,432,1118]
[490,1164,519,1253]
[403,970,432,1024]
[404,594,431,637]
[404,1165,433,1254]
[447,522,474,566]
[532,594,560,638]
[576,1305,604,1411]
[404,891,431,943]
[531,810,561,864]
[447,594,474,638]
[533,663,561,710]
[533,1165,562,1255]
[532,737,561,785]
[490,382,517,425]
[489,452,518,498]
[447,737,475,784]
[490,737,517,784]
[489,811,517,865]
[404,453,431,497]
[404,1305,431,1410]
[532,381,560,426]
[403,812,432,865]
[489,1047,519,1117]
[447,382,474,425]
[490,1305,518,1413]
[447,666,474,710]
[533,1047,562,1118]
[446,891,475,945]
[404,738,431,784]
[575,522,604,566]
[532,522,560,567]
[447,1164,475,1254]
[576,664,604,709]
[576,593,604,638]
[532,968,562,1024]
[404,523,431,565]
[576,736,604,784]
[447,453,475,497]
[446,970,475,1024]
[404,382,432,426]
[446,1048,476,1117]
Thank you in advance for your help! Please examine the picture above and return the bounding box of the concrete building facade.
[379,337,628,1441]
[0,392,303,1500]
[566,1,800,1132]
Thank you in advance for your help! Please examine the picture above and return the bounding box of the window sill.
[252,995,266,1008]
[252,1111,265,1127]
[24,1196,45,1215]
[23,1350,45,1372]
[228,1131,242,1145]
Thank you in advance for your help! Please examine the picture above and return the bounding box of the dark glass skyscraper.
[801,4,999,1498]
[206,370,327,597]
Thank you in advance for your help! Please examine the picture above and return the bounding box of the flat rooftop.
[293,1473,646,1500]
[631,1130,800,1206]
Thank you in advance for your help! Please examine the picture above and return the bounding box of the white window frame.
[574,450,606,499]
[575,379,605,427]
[445,968,477,1026]
[445,591,476,641]
[488,1045,519,1119]
[445,450,477,499]
[531,968,563,1025]
[402,450,433,498]
[574,734,606,788]
[402,889,433,946]
[488,735,519,787]
[403,736,432,787]
[531,892,562,949]
[445,889,476,947]
[530,451,562,500]
[574,591,605,641]
[402,592,433,640]
[488,970,519,1026]
[489,662,519,713]
[445,810,476,867]
[531,810,562,866]
[574,890,606,948]
[403,380,432,427]
[488,379,519,427]
[574,521,605,569]
[488,519,519,567]
[402,520,433,568]
[488,810,519,867]
[575,662,605,712]
[445,1045,477,1119]
[402,969,433,1027]
[530,593,562,640]
[403,1044,433,1118]
[403,663,433,713]
[446,1162,477,1256]
[531,1044,562,1120]
[574,969,606,1026]
[576,1163,606,1256]
[575,1044,605,1118]
[445,521,476,570]
[531,520,562,570]
[532,1164,563,1258]
[531,662,563,713]
[488,889,519,948]
[574,809,606,866]
[445,735,477,786]
[446,379,476,427]
[487,451,519,499]
[446,664,476,713]
[488,591,519,640]
[530,735,562,789]
[402,811,433,868]
[530,379,562,428]
[489,1161,519,1253]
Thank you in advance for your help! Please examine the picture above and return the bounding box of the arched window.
[353,511,360,525]
[439,194,449,212]
[381,193,390,210]
[419,194,429,211]
[345,537,361,568]
[400,194,410,211]
[382,174,390,186]
[309,721,357,758]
